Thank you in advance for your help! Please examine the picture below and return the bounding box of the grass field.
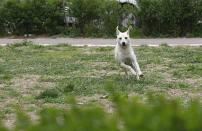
[0,42,201,127]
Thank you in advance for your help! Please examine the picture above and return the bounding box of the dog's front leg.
[132,59,143,77]
[120,63,139,79]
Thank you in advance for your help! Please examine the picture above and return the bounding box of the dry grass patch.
[12,75,40,96]
[77,94,113,112]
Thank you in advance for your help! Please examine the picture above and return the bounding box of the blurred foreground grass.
[1,93,202,131]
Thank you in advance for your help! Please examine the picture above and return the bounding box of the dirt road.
[0,38,202,46]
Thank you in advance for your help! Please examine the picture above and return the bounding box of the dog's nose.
[122,42,126,46]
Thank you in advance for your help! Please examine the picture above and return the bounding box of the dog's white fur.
[115,26,143,80]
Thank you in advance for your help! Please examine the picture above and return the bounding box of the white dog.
[115,26,143,80]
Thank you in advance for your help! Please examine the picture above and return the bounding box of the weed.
[36,89,59,99]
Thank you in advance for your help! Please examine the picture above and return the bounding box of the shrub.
[69,0,106,36]
[3,94,202,131]
[36,89,59,99]
[0,0,64,35]
[138,0,202,37]
[0,0,202,37]
[0,0,6,36]
[57,80,74,93]
[101,1,140,37]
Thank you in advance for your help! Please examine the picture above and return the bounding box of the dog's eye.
[125,37,128,39]
[119,38,122,40]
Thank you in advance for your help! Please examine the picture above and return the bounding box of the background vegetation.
[0,0,202,37]
[139,0,202,37]
[0,0,64,35]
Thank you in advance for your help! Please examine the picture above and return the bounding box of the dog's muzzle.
[122,42,126,46]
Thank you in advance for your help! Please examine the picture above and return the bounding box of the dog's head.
[116,26,130,47]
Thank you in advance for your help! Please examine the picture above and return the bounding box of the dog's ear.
[126,27,130,35]
[116,26,120,35]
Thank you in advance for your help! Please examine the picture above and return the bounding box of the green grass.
[0,42,201,124]
[36,89,59,99]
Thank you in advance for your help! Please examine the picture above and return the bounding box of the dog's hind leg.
[121,66,128,75]
[124,69,128,75]
[123,68,129,79]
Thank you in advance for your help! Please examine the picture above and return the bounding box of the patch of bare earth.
[168,89,185,97]
[3,114,16,129]
[167,88,202,102]
[185,77,202,88]
[163,71,202,98]
[12,75,40,96]
[2,75,55,129]
[12,75,55,96]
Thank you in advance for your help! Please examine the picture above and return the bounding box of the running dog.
[115,26,143,80]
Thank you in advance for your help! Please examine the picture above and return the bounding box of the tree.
[69,0,105,36]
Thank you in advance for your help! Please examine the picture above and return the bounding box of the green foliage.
[101,0,119,37]
[138,0,202,37]
[0,0,64,35]
[36,89,59,99]
[2,94,202,130]
[0,0,139,37]
[69,0,104,36]
[0,125,7,131]
[57,79,75,93]
[0,0,202,37]
[68,0,121,37]
[15,111,32,130]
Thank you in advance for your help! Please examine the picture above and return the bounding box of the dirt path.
[0,38,202,46]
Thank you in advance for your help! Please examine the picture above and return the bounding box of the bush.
[68,0,140,37]
[0,0,202,37]
[0,0,6,36]
[36,89,59,99]
[2,94,202,131]
[138,0,202,37]
[69,0,106,36]
[0,0,64,35]
[101,1,139,37]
